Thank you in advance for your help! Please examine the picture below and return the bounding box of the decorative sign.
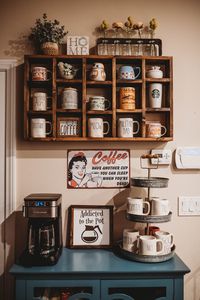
[57,117,81,137]
[66,36,89,55]
[69,205,113,248]
[67,149,130,188]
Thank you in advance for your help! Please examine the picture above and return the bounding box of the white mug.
[31,118,52,138]
[89,96,110,111]
[32,92,50,111]
[127,197,150,215]
[154,231,174,255]
[88,118,110,138]
[149,83,162,108]
[118,118,139,138]
[137,235,164,255]
[146,122,167,138]
[32,67,51,81]
[123,229,139,252]
[151,197,170,216]
[62,87,78,109]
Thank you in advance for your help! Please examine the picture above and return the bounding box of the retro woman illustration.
[68,152,102,188]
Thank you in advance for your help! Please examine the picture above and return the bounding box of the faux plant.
[149,18,158,38]
[29,13,67,45]
[99,20,109,38]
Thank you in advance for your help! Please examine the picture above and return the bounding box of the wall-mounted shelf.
[24,55,173,142]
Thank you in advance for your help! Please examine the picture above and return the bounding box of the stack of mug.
[122,197,174,256]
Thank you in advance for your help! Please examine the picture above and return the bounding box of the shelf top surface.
[10,248,190,276]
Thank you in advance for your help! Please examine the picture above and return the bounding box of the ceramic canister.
[120,87,135,110]
[62,87,78,109]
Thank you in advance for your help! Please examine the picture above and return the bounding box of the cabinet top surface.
[10,248,190,276]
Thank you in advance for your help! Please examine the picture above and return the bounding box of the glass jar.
[114,40,120,55]
[107,43,115,55]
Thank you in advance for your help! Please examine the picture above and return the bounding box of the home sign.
[66,36,89,55]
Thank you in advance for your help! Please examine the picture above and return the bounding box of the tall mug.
[149,83,162,108]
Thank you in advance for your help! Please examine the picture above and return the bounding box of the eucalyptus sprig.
[29,13,67,44]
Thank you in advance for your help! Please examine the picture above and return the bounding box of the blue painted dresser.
[10,248,190,300]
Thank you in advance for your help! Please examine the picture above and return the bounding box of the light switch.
[179,196,200,216]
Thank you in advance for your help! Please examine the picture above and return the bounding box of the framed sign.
[67,149,130,188]
[66,36,89,55]
[68,205,113,248]
[57,117,81,137]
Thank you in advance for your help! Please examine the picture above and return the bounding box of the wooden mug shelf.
[24,55,173,141]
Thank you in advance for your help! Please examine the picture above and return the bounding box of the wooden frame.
[68,205,113,248]
[57,117,81,137]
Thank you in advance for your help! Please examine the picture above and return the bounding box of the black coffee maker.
[20,193,62,266]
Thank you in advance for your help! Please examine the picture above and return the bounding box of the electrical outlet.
[179,196,200,216]
[151,149,172,165]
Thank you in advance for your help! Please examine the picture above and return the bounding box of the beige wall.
[1,0,200,299]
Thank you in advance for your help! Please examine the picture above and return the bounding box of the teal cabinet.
[10,248,190,300]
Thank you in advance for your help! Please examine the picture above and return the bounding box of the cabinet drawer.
[101,279,173,300]
[26,279,100,300]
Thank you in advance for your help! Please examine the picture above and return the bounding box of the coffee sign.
[66,36,89,55]
[67,149,130,188]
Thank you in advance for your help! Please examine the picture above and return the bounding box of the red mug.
[145,226,160,236]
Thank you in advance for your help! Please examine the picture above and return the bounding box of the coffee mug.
[151,197,170,216]
[154,231,174,255]
[137,235,164,255]
[146,122,167,138]
[31,118,52,138]
[62,87,78,110]
[88,118,110,138]
[127,197,150,215]
[145,226,160,236]
[118,66,141,80]
[149,83,162,108]
[118,118,140,138]
[32,67,51,81]
[123,229,139,252]
[119,87,135,110]
[89,96,110,111]
[32,92,51,111]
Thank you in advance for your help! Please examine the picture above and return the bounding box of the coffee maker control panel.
[23,194,62,218]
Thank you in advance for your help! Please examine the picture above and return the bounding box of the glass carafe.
[39,223,55,256]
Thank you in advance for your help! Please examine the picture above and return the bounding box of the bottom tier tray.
[113,241,175,263]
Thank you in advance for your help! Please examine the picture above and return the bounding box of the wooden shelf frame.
[24,55,173,142]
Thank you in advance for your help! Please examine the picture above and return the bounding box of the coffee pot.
[81,225,102,243]
[89,62,106,81]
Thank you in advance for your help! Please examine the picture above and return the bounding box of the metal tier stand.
[129,154,170,235]
[114,154,175,263]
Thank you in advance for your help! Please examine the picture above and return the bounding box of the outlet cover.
[178,196,200,216]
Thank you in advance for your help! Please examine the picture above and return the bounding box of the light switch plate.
[178,196,200,216]
[151,149,172,165]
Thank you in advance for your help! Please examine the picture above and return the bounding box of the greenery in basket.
[29,13,68,45]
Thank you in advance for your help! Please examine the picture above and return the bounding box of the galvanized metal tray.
[131,177,169,188]
[126,212,172,223]
[113,241,175,263]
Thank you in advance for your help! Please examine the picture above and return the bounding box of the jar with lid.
[61,87,78,109]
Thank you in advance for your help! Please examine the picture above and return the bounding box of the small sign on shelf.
[57,117,81,137]
[66,36,89,55]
